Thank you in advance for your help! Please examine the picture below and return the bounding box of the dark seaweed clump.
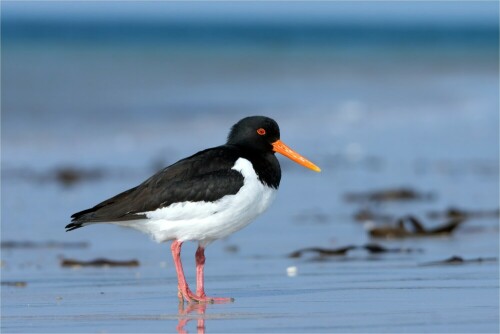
[344,187,435,203]
[1,240,89,249]
[420,256,497,266]
[289,243,421,259]
[61,258,140,268]
[368,216,463,239]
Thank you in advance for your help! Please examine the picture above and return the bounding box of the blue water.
[1,7,499,333]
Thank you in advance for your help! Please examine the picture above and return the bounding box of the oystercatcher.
[66,116,320,303]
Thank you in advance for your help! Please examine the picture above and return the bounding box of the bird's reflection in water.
[176,301,207,334]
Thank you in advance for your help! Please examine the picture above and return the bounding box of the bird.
[66,116,320,303]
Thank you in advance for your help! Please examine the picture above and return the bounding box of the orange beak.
[272,140,321,172]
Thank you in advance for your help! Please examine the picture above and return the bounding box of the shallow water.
[2,10,499,334]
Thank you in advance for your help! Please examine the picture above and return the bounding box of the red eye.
[257,128,266,135]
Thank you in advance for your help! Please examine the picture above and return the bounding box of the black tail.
[65,222,86,232]
[66,209,94,232]
[66,206,100,231]
[66,185,141,232]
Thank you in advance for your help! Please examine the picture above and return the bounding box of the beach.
[1,3,499,333]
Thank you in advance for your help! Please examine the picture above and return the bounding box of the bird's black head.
[227,116,280,152]
[227,115,321,172]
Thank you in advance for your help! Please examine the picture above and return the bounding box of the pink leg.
[171,240,198,303]
[195,246,206,298]
[195,246,234,303]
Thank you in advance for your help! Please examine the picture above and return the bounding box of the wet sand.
[2,165,499,332]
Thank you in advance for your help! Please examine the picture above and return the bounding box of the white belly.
[118,158,277,246]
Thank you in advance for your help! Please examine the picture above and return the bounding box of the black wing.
[66,146,244,231]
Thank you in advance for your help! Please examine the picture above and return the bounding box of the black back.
[67,116,282,231]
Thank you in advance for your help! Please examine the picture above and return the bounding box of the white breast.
[118,158,277,246]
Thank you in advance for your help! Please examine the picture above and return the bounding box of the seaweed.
[344,187,435,203]
[420,256,497,266]
[1,281,27,287]
[1,241,89,249]
[289,243,421,258]
[60,258,140,268]
[427,207,499,220]
[369,216,463,238]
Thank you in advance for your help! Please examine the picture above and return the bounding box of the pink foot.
[193,295,234,304]
[180,289,234,304]
[172,242,235,304]
[193,247,234,304]
[178,286,202,303]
